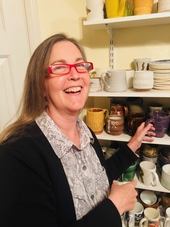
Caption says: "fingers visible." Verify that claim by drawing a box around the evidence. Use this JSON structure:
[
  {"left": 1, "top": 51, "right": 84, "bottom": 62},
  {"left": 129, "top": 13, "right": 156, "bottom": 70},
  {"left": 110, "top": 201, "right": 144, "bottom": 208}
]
[
  {"left": 130, "top": 179, "right": 137, "bottom": 187},
  {"left": 109, "top": 180, "right": 138, "bottom": 214}
]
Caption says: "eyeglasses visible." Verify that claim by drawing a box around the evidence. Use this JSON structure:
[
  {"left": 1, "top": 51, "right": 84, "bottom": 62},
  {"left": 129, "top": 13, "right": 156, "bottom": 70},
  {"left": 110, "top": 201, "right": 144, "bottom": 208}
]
[{"left": 47, "top": 62, "right": 94, "bottom": 77}]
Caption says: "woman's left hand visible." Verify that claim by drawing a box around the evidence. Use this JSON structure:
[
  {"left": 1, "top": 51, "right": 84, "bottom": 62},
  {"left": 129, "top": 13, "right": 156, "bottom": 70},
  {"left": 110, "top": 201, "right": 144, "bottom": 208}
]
[{"left": 127, "top": 122, "right": 155, "bottom": 153}]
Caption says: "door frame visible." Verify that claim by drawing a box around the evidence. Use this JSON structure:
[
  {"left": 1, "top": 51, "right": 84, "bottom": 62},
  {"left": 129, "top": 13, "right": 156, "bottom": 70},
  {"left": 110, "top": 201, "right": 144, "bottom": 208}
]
[{"left": 24, "top": 0, "right": 41, "bottom": 53}]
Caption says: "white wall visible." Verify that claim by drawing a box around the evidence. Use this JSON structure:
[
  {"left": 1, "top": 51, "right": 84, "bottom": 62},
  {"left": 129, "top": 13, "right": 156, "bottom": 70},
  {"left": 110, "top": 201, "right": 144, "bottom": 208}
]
[{"left": 37, "top": 0, "right": 170, "bottom": 69}]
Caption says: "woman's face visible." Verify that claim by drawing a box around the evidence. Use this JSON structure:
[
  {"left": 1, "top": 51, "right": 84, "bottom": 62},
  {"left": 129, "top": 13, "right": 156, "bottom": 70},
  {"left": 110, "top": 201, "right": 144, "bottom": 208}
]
[{"left": 44, "top": 41, "right": 90, "bottom": 116}]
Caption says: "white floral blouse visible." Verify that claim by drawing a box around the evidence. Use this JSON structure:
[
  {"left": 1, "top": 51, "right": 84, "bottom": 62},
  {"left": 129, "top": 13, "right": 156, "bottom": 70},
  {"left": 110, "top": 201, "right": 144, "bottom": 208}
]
[{"left": 36, "top": 111, "right": 110, "bottom": 220}]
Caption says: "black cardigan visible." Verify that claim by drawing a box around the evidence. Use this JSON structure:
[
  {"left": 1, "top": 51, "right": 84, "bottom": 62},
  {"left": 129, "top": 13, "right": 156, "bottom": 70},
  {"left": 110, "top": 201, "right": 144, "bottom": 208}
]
[{"left": 0, "top": 122, "right": 137, "bottom": 227}]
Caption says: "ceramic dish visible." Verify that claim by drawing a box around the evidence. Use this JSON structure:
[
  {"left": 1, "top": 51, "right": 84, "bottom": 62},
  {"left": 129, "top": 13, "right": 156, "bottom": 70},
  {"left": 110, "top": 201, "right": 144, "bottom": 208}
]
[
  {"left": 154, "top": 78, "right": 170, "bottom": 81},
  {"left": 149, "top": 68, "right": 170, "bottom": 73},
  {"left": 149, "top": 59, "right": 170, "bottom": 70},
  {"left": 154, "top": 77, "right": 170, "bottom": 80},
  {"left": 149, "top": 67, "right": 170, "bottom": 73},
  {"left": 154, "top": 74, "right": 170, "bottom": 78},
  {"left": 154, "top": 86, "right": 170, "bottom": 90}
]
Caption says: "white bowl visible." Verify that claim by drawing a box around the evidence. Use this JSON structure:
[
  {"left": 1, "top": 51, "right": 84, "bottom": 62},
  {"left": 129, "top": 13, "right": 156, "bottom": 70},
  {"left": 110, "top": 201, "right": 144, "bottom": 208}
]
[
  {"left": 140, "top": 190, "right": 157, "bottom": 205},
  {"left": 149, "top": 59, "right": 170, "bottom": 70}
]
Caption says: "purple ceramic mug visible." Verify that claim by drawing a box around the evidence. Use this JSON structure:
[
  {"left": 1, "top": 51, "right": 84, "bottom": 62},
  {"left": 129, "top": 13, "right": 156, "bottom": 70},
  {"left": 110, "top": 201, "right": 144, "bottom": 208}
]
[{"left": 145, "top": 111, "right": 170, "bottom": 138}]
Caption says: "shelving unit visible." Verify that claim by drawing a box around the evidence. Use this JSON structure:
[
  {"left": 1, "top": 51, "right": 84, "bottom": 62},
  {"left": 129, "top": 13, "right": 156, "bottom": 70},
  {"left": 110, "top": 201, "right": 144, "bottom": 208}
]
[
  {"left": 84, "top": 12, "right": 170, "bottom": 196},
  {"left": 89, "top": 89, "right": 170, "bottom": 98},
  {"left": 119, "top": 173, "right": 170, "bottom": 193},
  {"left": 96, "top": 130, "right": 170, "bottom": 146},
  {"left": 83, "top": 12, "right": 170, "bottom": 29}
]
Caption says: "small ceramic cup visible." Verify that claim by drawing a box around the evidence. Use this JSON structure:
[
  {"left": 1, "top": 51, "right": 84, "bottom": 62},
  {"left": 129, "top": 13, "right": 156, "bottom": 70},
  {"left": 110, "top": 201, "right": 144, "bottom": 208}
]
[
  {"left": 105, "top": 115, "right": 124, "bottom": 135},
  {"left": 161, "top": 164, "right": 170, "bottom": 190},
  {"left": 145, "top": 110, "right": 170, "bottom": 138},
  {"left": 141, "top": 144, "right": 160, "bottom": 164},
  {"left": 133, "top": 70, "right": 154, "bottom": 91},
  {"left": 139, "top": 190, "right": 159, "bottom": 209},
  {"left": 164, "top": 207, "right": 170, "bottom": 227},
  {"left": 86, "top": 108, "right": 109, "bottom": 134},
  {"left": 134, "top": 58, "right": 151, "bottom": 70},
  {"left": 161, "top": 193, "right": 170, "bottom": 216},
  {"left": 89, "top": 77, "right": 102, "bottom": 92},
  {"left": 125, "top": 111, "right": 145, "bottom": 136},
  {"left": 139, "top": 207, "right": 164, "bottom": 227},
  {"left": 120, "top": 160, "right": 138, "bottom": 182},
  {"left": 139, "top": 161, "right": 159, "bottom": 187},
  {"left": 127, "top": 201, "right": 144, "bottom": 227},
  {"left": 110, "top": 103, "right": 128, "bottom": 117},
  {"left": 127, "top": 97, "right": 143, "bottom": 113},
  {"left": 149, "top": 103, "right": 163, "bottom": 113}
]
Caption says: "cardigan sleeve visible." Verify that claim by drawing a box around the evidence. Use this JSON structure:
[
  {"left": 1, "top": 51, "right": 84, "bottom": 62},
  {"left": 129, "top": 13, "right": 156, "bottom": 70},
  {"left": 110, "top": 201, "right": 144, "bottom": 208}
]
[{"left": 90, "top": 129, "right": 138, "bottom": 184}]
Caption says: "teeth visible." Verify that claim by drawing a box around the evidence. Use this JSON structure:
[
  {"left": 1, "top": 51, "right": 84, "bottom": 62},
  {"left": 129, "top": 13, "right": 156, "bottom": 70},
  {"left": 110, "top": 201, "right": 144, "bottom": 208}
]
[{"left": 65, "top": 87, "right": 81, "bottom": 93}]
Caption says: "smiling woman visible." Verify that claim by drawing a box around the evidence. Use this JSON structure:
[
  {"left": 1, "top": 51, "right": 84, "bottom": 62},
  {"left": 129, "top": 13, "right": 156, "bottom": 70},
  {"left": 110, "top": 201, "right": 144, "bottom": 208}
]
[{"left": 0, "top": 33, "right": 155, "bottom": 227}]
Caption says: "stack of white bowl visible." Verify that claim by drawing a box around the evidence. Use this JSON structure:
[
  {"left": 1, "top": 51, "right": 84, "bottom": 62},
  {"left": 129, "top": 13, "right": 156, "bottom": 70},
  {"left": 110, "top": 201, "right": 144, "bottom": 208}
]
[{"left": 149, "top": 59, "right": 170, "bottom": 90}]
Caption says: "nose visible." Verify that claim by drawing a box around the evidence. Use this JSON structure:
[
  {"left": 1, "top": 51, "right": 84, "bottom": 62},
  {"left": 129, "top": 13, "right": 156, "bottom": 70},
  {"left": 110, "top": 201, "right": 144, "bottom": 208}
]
[{"left": 68, "top": 66, "right": 80, "bottom": 80}]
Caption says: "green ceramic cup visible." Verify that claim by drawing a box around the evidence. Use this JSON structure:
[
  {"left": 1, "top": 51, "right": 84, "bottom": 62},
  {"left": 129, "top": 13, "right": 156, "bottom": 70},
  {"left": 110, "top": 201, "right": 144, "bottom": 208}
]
[{"left": 121, "top": 160, "right": 138, "bottom": 182}]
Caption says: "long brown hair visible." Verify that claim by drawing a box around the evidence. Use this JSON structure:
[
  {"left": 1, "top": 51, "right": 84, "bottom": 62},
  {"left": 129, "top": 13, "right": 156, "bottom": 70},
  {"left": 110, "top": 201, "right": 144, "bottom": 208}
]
[{"left": 0, "top": 33, "right": 87, "bottom": 143}]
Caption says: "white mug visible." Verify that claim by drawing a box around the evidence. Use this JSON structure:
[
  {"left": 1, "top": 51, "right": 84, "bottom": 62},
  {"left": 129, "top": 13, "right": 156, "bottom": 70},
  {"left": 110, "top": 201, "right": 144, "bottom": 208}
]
[
  {"left": 86, "top": 0, "right": 104, "bottom": 21},
  {"left": 161, "top": 164, "right": 170, "bottom": 190},
  {"left": 89, "top": 77, "right": 102, "bottom": 92},
  {"left": 164, "top": 207, "right": 170, "bottom": 227},
  {"left": 133, "top": 70, "right": 154, "bottom": 91},
  {"left": 139, "top": 207, "right": 163, "bottom": 227},
  {"left": 158, "top": 0, "right": 170, "bottom": 12},
  {"left": 101, "top": 69, "right": 127, "bottom": 92},
  {"left": 139, "top": 161, "right": 159, "bottom": 186},
  {"left": 127, "top": 201, "right": 144, "bottom": 227}
]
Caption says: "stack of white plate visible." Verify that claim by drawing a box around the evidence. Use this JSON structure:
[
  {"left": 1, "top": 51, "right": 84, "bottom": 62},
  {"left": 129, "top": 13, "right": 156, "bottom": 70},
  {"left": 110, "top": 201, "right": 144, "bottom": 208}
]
[{"left": 149, "top": 59, "right": 170, "bottom": 90}]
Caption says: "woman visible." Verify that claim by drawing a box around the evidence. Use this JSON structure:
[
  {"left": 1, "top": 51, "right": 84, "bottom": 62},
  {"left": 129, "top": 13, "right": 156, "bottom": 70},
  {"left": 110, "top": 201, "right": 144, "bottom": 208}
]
[{"left": 0, "top": 33, "right": 155, "bottom": 227}]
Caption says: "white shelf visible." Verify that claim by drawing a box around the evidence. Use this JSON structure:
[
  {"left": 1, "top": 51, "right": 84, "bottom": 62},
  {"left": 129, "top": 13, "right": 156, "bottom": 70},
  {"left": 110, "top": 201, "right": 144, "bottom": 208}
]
[
  {"left": 89, "top": 89, "right": 170, "bottom": 98},
  {"left": 97, "top": 130, "right": 170, "bottom": 145},
  {"left": 83, "top": 12, "right": 170, "bottom": 29},
  {"left": 135, "top": 174, "right": 170, "bottom": 193},
  {"left": 119, "top": 173, "right": 170, "bottom": 193}
]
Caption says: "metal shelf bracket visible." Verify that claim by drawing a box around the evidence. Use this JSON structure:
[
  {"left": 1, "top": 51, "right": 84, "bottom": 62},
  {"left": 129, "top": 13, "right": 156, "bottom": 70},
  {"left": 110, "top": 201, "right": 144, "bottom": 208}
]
[{"left": 105, "top": 24, "right": 114, "bottom": 69}]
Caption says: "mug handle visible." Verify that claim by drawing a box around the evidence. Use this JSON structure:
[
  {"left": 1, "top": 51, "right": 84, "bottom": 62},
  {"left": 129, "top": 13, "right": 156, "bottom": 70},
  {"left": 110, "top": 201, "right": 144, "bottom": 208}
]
[
  {"left": 151, "top": 171, "right": 159, "bottom": 186},
  {"left": 128, "top": 214, "right": 134, "bottom": 227},
  {"left": 139, "top": 217, "right": 147, "bottom": 227},
  {"left": 101, "top": 72, "right": 110, "bottom": 90},
  {"left": 164, "top": 217, "right": 170, "bottom": 227},
  {"left": 123, "top": 106, "right": 128, "bottom": 117},
  {"left": 103, "top": 109, "right": 109, "bottom": 126}
]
